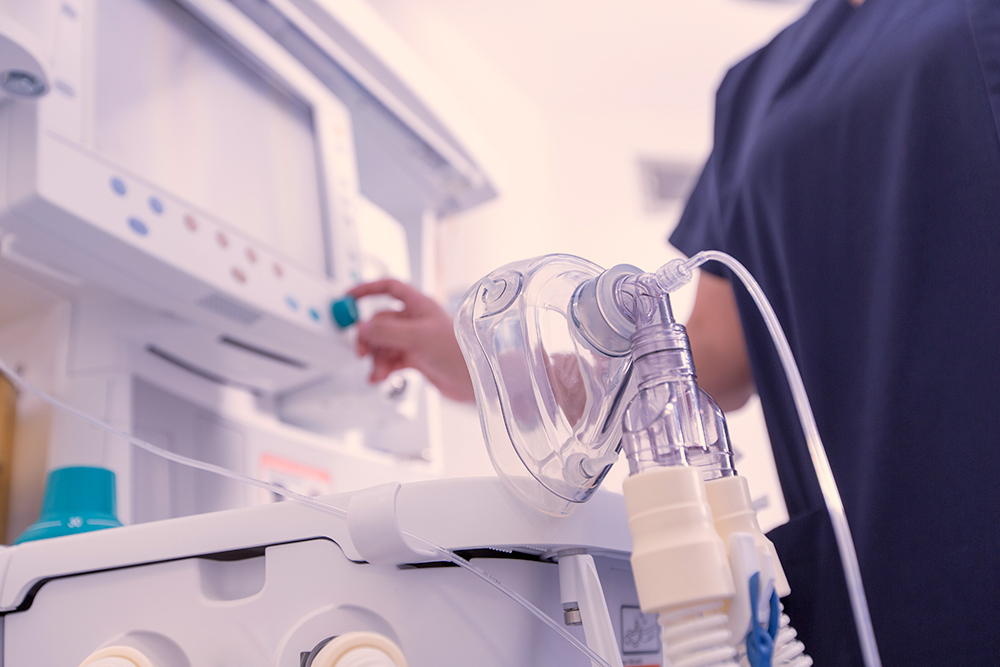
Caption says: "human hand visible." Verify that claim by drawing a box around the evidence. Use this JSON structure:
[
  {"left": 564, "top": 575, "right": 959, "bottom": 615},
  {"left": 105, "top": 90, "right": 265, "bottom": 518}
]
[
  {"left": 348, "top": 279, "right": 475, "bottom": 403},
  {"left": 543, "top": 351, "right": 586, "bottom": 427}
]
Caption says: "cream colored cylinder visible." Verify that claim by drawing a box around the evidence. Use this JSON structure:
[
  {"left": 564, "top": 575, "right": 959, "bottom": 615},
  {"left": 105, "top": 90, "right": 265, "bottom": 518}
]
[
  {"left": 331, "top": 647, "right": 401, "bottom": 667},
  {"left": 704, "top": 475, "right": 790, "bottom": 597},
  {"left": 311, "top": 632, "right": 407, "bottom": 667},
  {"left": 623, "top": 466, "right": 735, "bottom": 615},
  {"left": 79, "top": 647, "right": 151, "bottom": 667},
  {"left": 82, "top": 660, "right": 138, "bottom": 667}
]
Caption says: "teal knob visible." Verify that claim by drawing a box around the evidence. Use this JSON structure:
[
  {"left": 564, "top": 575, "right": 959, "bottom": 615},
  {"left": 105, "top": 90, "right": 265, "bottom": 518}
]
[
  {"left": 331, "top": 295, "right": 359, "bottom": 329},
  {"left": 15, "top": 466, "right": 123, "bottom": 544}
]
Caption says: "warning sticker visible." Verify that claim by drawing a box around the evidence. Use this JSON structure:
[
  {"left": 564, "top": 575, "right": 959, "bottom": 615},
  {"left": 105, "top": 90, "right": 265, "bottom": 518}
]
[{"left": 257, "top": 453, "right": 332, "bottom": 503}]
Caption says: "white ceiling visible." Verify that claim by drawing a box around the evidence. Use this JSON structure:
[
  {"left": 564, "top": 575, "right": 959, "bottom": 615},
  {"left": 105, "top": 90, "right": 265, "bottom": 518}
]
[
  {"left": 366, "top": 0, "right": 808, "bottom": 120},
  {"left": 361, "top": 0, "right": 813, "bottom": 288}
]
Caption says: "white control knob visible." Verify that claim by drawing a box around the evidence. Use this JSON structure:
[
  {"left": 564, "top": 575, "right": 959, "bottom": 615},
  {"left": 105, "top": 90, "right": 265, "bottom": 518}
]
[
  {"left": 309, "top": 632, "right": 406, "bottom": 667},
  {"left": 79, "top": 647, "right": 153, "bottom": 667}
]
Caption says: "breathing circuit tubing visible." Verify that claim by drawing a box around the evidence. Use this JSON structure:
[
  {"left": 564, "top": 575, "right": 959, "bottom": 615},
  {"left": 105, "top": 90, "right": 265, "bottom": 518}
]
[
  {"left": 655, "top": 250, "right": 882, "bottom": 667},
  {"left": 0, "top": 355, "right": 615, "bottom": 667}
]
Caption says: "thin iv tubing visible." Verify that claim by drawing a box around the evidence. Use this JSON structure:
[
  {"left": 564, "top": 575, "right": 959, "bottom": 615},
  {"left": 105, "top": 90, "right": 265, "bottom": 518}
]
[
  {"left": 0, "top": 356, "right": 613, "bottom": 667},
  {"left": 663, "top": 250, "right": 882, "bottom": 667}
]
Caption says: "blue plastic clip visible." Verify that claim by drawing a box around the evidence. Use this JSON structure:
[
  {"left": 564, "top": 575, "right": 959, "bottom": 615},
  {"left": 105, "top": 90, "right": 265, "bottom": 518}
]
[{"left": 746, "top": 572, "right": 780, "bottom": 667}]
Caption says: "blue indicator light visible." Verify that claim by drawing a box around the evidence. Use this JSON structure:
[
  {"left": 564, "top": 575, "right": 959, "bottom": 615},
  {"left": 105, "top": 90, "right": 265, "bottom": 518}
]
[
  {"left": 149, "top": 197, "right": 163, "bottom": 214},
  {"left": 308, "top": 308, "right": 320, "bottom": 321},
  {"left": 285, "top": 296, "right": 299, "bottom": 311},
  {"left": 127, "top": 218, "right": 149, "bottom": 236},
  {"left": 110, "top": 178, "right": 126, "bottom": 196}
]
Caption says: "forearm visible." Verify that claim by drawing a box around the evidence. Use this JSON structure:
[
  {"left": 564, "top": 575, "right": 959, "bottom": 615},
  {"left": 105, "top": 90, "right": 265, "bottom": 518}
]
[{"left": 685, "top": 271, "right": 755, "bottom": 412}]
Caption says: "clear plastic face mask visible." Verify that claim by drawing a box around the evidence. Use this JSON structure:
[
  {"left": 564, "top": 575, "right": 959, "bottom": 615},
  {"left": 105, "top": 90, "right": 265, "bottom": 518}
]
[{"left": 454, "top": 255, "right": 637, "bottom": 516}]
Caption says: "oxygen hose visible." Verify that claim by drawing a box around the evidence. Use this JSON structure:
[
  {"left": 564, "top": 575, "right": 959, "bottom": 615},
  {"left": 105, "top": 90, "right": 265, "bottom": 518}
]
[
  {"left": 654, "top": 250, "right": 882, "bottom": 667},
  {"left": 0, "top": 355, "right": 614, "bottom": 667}
]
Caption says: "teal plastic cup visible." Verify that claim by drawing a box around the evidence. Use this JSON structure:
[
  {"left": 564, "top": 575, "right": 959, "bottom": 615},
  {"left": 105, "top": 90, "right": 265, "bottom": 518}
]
[{"left": 15, "top": 466, "right": 123, "bottom": 544}]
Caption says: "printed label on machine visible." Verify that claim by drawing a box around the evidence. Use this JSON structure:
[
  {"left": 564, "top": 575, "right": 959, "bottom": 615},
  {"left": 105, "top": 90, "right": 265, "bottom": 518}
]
[
  {"left": 621, "top": 605, "right": 662, "bottom": 666},
  {"left": 257, "top": 453, "right": 332, "bottom": 502}
]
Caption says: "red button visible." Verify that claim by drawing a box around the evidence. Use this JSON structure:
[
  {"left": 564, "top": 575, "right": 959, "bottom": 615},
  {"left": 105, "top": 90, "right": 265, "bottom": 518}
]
[
  {"left": 273, "top": 263, "right": 284, "bottom": 277},
  {"left": 217, "top": 232, "right": 229, "bottom": 248},
  {"left": 246, "top": 248, "right": 257, "bottom": 263},
  {"left": 232, "top": 267, "right": 246, "bottom": 283},
  {"left": 184, "top": 215, "right": 198, "bottom": 231}
]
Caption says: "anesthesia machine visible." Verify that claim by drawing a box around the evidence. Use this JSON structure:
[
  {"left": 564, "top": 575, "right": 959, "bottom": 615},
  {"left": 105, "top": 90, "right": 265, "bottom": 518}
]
[
  {"left": 0, "top": 0, "right": 497, "bottom": 521},
  {"left": 0, "top": 0, "right": 881, "bottom": 665},
  {"left": 0, "top": 0, "right": 650, "bottom": 665}
]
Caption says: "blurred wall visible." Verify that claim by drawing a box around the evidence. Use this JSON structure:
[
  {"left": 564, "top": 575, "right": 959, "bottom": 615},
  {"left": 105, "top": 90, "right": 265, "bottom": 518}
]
[{"left": 366, "top": 0, "right": 808, "bottom": 529}]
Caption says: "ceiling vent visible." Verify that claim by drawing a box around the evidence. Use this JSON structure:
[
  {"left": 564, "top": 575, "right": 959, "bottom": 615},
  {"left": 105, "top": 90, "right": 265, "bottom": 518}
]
[{"left": 638, "top": 159, "right": 700, "bottom": 212}]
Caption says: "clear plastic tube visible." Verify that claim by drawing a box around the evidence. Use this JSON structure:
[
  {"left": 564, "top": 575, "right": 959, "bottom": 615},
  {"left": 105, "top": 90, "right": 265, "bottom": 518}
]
[
  {"left": 656, "top": 250, "right": 882, "bottom": 667},
  {"left": 0, "top": 356, "right": 613, "bottom": 667}
]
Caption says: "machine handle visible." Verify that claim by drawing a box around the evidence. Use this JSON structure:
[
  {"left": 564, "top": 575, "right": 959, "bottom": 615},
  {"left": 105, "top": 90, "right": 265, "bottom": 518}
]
[{"left": 558, "top": 552, "right": 624, "bottom": 667}]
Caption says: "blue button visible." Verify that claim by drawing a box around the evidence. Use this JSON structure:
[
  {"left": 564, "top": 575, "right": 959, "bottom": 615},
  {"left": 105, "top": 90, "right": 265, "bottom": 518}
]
[
  {"left": 127, "top": 218, "right": 148, "bottom": 236},
  {"left": 285, "top": 296, "right": 299, "bottom": 311},
  {"left": 149, "top": 197, "right": 163, "bottom": 214},
  {"left": 110, "top": 178, "right": 126, "bottom": 196},
  {"left": 308, "top": 308, "right": 320, "bottom": 321}
]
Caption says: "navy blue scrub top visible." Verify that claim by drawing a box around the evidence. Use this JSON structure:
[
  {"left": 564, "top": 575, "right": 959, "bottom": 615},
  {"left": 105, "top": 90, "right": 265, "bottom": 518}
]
[{"left": 670, "top": 0, "right": 1000, "bottom": 664}]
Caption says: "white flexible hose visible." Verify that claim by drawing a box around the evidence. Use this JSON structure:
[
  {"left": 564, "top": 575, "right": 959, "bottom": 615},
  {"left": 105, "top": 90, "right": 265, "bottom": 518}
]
[
  {"left": 773, "top": 613, "right": 813, "bottom": 667},
  {"left": 0, "top": 356, "right": 612, "bottom": 667},
  {"left": 658, "top": 251, "right": 881, "bottom": 667},
  {"left": 659, "top": 603, "right": 739, "bottom": 667},
  {"left": 735, "top": 612, "right": 812, "bottom": 667}
]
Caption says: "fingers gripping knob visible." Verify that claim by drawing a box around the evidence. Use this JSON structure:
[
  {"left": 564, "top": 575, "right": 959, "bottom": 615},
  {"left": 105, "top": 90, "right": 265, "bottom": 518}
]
[{"left": 331, "top": 296, "right": 359, "bottom": 328}]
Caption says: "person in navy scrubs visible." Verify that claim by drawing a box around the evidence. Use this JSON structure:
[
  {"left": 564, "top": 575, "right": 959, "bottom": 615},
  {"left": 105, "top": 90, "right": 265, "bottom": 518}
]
[
  {"left": 672, "top": 0, "right": 1000, "bottom": 663},
  {"left": 352, "top": 0, "right": 1000, "bottom": 663}
]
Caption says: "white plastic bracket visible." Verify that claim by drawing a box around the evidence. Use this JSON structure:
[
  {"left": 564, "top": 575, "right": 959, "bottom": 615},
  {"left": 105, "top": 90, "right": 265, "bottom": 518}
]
[
  {"left": 347, "top": 482, "right": 435, "bottom": 566},
  {"left": 0, "top": 233, "right": 82, "bottom": 285},
  {"left": 725, "top": 532, "right": 776, "bottom": 642},
  {"left": 558, "top": 551, "right": 624, "bottom": 667}
]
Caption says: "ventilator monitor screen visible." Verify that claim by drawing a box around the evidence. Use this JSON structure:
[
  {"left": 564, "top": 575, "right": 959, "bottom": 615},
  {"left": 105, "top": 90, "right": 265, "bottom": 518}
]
[{"left": 91, "top": 0, "right": 328, "bottom": 278}]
